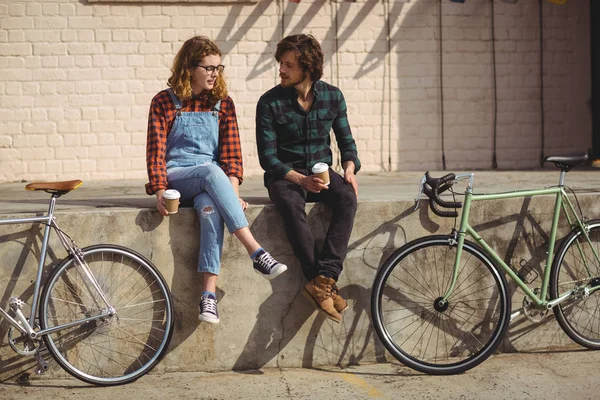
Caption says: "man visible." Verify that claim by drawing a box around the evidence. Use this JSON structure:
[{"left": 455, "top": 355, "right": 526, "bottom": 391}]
[{"left": 256, "top": 34, "right": 360, "bottom": 323}]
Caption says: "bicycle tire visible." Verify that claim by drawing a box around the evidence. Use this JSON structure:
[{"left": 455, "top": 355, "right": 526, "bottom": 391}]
[
  {"left": 371, "top": 235, "right": 511, "bottom": 375},
  {"left": 39, "top": 244, "right": 174, "bottom": 385},
  {"left": 550, "top": 219, "right": 600, "bottom": 349}
]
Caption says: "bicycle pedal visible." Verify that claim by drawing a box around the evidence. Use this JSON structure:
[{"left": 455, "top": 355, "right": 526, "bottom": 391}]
[{"left": 16, "top": 373, "right": 30, "bottom": 385}]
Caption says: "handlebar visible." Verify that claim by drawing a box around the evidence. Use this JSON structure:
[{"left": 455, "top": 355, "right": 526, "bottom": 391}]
[{"left": 415, "top": 171, "right": 462, "bottom": 218}]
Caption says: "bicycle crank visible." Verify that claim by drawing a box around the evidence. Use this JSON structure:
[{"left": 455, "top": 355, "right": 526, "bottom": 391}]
[{"left": 7, "top": 324, "right": 41, "bottom": 356}]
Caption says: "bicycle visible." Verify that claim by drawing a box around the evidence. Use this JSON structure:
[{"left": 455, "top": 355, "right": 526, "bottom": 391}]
[
  {"left": 0, "top": 180, "right": 174, "bottom": 385},
  {"left": 370, "top": 153, "right": 600, "bottom": 375}
]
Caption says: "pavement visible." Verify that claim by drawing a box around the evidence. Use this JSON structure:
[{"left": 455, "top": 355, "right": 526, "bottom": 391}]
[
  {"left": 0, "top": 168, "right": 599, "bottom": 215},
  {"left": 0, "top": 351, "right": 598, "bottom": 400}
]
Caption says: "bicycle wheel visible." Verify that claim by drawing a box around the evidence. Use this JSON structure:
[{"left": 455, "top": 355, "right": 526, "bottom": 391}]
[
  {"left": 371, "top": 235, "right": 511, "bottom": 375},
  {"left": 40, "top": 245, "right": 174, "bottom": 385},
  {"left": 550, "top": 219, "right": 600, "bottom": 349}
]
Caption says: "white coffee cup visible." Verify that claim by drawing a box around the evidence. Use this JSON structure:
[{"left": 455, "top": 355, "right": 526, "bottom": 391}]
[
  {"left": 311, "top": 162, "right": 330, "bottom": 186},
  {"left": 163, "top": 189, "right": 181, "bottom": 214}
]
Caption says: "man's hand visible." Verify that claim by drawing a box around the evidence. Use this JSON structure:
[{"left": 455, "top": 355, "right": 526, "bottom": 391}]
[
  {"left": 343, "top": 161, "right": 358, "bottom": 197},
  {"left": 300, "top": 175, "right": 329, "bottom": 194},
  {"left": 155, "top": 189, "right": 170, "bottom": 216}
]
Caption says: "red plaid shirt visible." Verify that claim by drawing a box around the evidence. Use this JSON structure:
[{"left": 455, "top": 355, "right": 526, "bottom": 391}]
[{"left": 145, "top": 89, "right": 244, "bottom": 195}]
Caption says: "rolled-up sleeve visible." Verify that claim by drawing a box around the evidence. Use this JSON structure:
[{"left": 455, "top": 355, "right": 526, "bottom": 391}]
[
  {"left": 255, "top": 98, "right": 293, "bottom": 180},
  {"left": 145, "top": 95, "right": 168, "bottom": 195},
  {"left": 332, "top": 94, "right": 361, "bottom": 173},
  {"left": 218, "top": 97, "right": 244, "bottom": 184}
]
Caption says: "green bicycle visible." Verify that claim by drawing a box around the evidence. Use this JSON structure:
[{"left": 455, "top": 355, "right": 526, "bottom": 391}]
[{"left": 371, "top": 153, "right": 600, "bottom": 375}]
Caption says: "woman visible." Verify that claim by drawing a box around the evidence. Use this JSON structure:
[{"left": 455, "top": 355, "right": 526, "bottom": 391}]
[{"left": 145, "top": 36, "right": 287, "bottom": 324}]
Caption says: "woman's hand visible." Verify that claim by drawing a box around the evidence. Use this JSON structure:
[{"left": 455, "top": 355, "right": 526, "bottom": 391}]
[
  {"left": 155, "top": 190, "right": 169, "bottom": 216},
  {"left": 238, "top": 197, "right": 248, "bottom": 211}
]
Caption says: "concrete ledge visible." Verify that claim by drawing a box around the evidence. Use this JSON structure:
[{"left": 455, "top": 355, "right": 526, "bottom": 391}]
[{"left": 1, "top": 172, "right": 599, "bottom": 381}]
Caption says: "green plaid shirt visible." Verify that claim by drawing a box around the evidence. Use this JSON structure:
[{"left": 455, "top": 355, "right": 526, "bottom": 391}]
[{"left": 256, "top": 80, "right": 360, "bottom": 188}]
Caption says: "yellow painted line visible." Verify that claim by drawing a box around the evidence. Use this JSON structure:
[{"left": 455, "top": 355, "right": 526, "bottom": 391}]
[{"left": 338, "top": 372, "right": 384, "bottom": 398}]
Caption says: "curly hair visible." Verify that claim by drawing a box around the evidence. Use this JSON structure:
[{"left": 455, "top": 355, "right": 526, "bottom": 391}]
[
  {"left": 168, "top": 36, "right": 227, "bottom": 104},
  {"left": 275, "top": 34, "right": 324, "bottom": 82}
]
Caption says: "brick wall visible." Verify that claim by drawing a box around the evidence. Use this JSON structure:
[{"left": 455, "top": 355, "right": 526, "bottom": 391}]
[{"left": 0, "top": 0, "right": 591, "bottom": 183}]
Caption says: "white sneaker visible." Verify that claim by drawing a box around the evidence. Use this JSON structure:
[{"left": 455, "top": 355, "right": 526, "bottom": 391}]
[
  {"left": 198, "top": 294, "right": 219, "bottom": 324},
  {"left": 253, "top": 250, "right": 287, "bottom": 280}
]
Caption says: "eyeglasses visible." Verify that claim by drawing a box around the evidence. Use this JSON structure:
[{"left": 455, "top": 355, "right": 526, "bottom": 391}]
[{"left": 196, "top": 64, "right": 225, "bottom": 73}]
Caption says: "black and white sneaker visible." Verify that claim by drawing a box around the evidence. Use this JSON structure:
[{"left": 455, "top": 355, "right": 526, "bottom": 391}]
[
  {"left": 198, "top": 294, "right": 219, "bottom": 324},
  {"left": 253, "top": 250, "right": 287, "bottom": 280}
]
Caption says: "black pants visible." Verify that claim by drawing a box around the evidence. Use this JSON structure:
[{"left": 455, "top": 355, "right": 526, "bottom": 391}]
[{"left": 268, "top": 169, "right": 357, "bottom": 281}]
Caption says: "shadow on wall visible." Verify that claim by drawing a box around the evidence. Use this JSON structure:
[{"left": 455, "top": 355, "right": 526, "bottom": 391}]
[
  {"left": 0, "top": 196, "right": 578, "bottom": 382},
  {"left": 232, "top": 204, "right": 396, "bottom": 371},
  {"left": 214, "top": 0, "right": 390, "bottom": 81}
]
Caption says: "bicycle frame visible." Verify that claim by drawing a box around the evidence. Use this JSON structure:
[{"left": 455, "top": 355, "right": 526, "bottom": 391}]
[
  {"left": 442, "top": 171, "right": 600, "bottom": 309},
  {"left": 0, "top": 195, "right": 113, "bottom": 339}
]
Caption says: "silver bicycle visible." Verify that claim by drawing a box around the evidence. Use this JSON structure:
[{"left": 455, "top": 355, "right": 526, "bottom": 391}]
[{"left": 0, "top": 180, "right": 174, "bottom": 385}]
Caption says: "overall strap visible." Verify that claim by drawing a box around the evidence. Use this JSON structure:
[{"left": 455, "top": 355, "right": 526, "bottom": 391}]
[
  {"left": 212, "top": 99, "right": 222, "bottom": 112},
  {"left": 166, "top": 88, "right": 182, "bottom": 110}
]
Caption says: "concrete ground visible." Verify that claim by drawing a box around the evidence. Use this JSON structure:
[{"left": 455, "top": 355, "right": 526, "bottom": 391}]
[{"left": 0, "top": 351, "right": 597, "bottom": 400}]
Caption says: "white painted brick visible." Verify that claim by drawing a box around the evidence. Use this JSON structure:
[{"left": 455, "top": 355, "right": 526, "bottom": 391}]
[
  {"left": 138, "top": 16, "right": 170, "bottom": 29},
  {"left": 0, "top": 43, "right": 31, "bottom": 56},
  {"left": 93, "top": 29, "right": 110, "bottom": 42},
  {"left": 97, "top": 133, "right": 116, "bottom": 145},
  {"left": 110, "top": 29, "right": 128, "bottom": 42},
  {"left": 61, "top": 159, "right": 81, "bottom": 172},
  {"left": 8, "top": 4, "right": 25, "bottom": 17},
  {"left": 68, "top": 68, "right": 101, "bottom": 81},
  {"left": 32, "top": 43, "right": 66, "bottom": 56},
  {"left": 144, "top": 30, "right": 161, "bottom": 42},
  {"left": 67, "top": 16, "right": 100, "bottom": 30},
  {"left": 105, "top": 42, "right": 138, "bottom": 54},
  {"left": 77, "top": 30, "right": 95, "bottom": 42},
  {"left": 22, "top": 147, "right": 52, "bottom": 160},
  {"left": 8, "top": 30, "right": 25, "bottom": 42},
  {"left": 0, "top": 17, "right": 33, "bottom": 30},
  {"left": 57, "top": 121, "right": 89, "bottom": 134},
  {"left": 41, "top": 3, "right": 59, "bottom": 16},
  {"left": 126, "top": 30, "right": 143, "bottom": 42},
  {"left": 68, "top": 43, "right": 103, "bottom": 55},
  {"left": 0, "top": 67, "right": 29, "bottom": 83},
  {"left": 34, "top": 17, "right": 67, "bottom": 30},
  {"left": 61, "top": 30, "right": 77, "bottom": 42},
  {"left": 69, "top": 94, "right": 102, "bottom": 107},
  {"left": 101, "top": 16, "right": 137, "bottom": 29}
]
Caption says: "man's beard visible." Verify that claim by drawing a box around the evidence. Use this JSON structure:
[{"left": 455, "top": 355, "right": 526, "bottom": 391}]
[{"left": 280, "top": 71, "right": 308, "bottom": 88}]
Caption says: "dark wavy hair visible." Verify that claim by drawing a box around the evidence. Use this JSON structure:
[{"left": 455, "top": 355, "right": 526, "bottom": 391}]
[
  {"left": 167, "top": 36, "right": 227, "bottom": 104},
  {"left": 275, "top": 34, "right": 324, "bottom": 82}
]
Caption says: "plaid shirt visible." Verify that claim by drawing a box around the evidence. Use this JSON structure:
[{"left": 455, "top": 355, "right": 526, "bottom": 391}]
[
  {"left": 145, "top": 89, "right": 243, "bottom": 195},
  {"left": 256, "top": 80, "right": 360, "bottom": 187}
]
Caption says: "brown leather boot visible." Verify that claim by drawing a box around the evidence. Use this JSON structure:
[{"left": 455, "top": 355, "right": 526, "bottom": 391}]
[
  {"left": 331, "top": 285, "right": 348, "bottom": 313},
  {"left": 303, "top": 275, "right": 342, "bottom": 323}
]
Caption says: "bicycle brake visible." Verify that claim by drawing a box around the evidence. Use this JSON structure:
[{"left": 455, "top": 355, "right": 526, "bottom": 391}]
[{"left": 414, "top": 174, "right": 427, "bottom": 211}]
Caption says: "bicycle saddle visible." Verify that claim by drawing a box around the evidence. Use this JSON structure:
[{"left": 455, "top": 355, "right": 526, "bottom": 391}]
[
  {"left": 543, "top": 152, "right": 588, "bottom": 172},
  {"left": 26, "top": 180, "right": 83, "bottom": 194}
]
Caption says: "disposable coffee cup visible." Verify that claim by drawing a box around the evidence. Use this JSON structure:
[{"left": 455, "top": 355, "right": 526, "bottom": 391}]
[
  {"left": 163, "top": 189, "right": 181, "bottom": 214},
  {"left": 311, "top": 162, "right": 330, "bottom": 186}
]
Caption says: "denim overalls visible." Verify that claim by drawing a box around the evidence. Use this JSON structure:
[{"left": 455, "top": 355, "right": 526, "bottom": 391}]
[{"left": 165, "top": 88, "right": 248, "bottom": 275}]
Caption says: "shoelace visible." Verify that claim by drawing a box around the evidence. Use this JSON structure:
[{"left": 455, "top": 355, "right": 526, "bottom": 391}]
[
  {"left": 201, "top": 297, "right": 217, "bottom": 315},
  {"left": 256, "top": 252, "right": 277, "bottom": 271}
]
